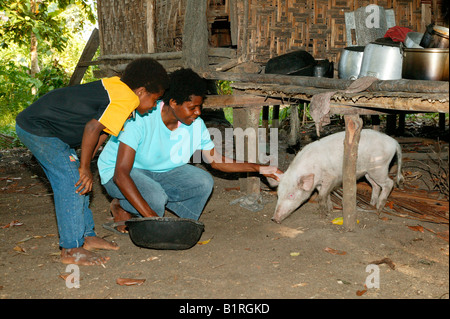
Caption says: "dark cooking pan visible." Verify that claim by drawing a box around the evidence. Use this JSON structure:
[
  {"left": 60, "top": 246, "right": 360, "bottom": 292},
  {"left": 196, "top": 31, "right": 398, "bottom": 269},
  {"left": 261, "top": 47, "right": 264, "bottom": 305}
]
[
  {"left": 125, "top": 217, "right": 205, "bottom": 250},
  {"left": 265, "top": 50, "right": 316, "bottom": 76}
]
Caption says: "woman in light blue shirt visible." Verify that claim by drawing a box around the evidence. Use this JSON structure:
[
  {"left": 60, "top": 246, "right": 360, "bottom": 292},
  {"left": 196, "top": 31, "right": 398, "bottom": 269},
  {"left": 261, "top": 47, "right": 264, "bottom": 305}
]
[{"left": 98, "top": 69, "right": 282, "bottom": 233}]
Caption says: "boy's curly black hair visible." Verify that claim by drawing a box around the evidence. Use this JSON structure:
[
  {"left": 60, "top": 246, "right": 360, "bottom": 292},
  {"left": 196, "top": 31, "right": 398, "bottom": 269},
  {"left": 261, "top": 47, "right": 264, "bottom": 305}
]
[
  {"left": 121, "top": 58, "right": 169, "bottom": 93},
  {"left": 162, "top": 68, "right": 207, "bottom": 105}
]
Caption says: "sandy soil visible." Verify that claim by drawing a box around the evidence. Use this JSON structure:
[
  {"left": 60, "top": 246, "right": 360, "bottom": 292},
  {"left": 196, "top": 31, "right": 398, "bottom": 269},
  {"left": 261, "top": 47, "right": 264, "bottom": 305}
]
[{"left": 0, "top": 123, "right": 448, "bottom": 304}]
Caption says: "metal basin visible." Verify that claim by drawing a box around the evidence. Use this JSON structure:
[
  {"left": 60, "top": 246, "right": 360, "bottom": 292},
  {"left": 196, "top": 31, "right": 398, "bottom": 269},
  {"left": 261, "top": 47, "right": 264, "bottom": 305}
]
[{"left": 125, "top": 217, "right": 205, "bottom": 250}]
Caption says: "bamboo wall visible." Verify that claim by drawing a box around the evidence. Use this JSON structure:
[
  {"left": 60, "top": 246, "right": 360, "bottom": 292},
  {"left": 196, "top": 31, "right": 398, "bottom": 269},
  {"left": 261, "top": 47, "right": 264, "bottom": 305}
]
[
  {"left": 97, "top": 0, "right": 447, "bottom": 65},
  {"left": 236, "top": 0, "right": 447, "bottom": 64},
  {"left": 97, "top": 0, "right": 148, "bottom": 55}
]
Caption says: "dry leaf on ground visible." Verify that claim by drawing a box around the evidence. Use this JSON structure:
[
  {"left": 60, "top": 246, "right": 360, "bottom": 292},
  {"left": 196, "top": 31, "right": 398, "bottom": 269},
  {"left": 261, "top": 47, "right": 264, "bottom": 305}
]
[
  {"left": 324, "top": 247, "right": 346, "bottom": 255},
  {"left": 116, "top": 278, "right": 146, "bottom": 286}
]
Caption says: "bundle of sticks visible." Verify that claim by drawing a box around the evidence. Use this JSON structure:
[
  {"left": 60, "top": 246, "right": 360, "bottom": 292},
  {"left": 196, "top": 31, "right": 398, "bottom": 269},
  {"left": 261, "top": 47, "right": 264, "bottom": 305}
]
[{"left": 331, "top": 182, "right": 449, "bottom": 224}]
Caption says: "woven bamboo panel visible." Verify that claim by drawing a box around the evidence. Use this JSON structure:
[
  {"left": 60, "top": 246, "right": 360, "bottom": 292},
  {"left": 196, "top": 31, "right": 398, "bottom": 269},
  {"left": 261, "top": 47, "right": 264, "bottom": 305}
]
[
  {"left": 154, "top": 0, "right": 186, "bottom": 52},
  {"left": 97, "top": 0, "right": 446, "bottom": 67},
  {"left": 97, "top": 0, "right": 148, "bottom": 55},
  {"left": 236, "top": 0, "right": 433, "bottom": 65}
]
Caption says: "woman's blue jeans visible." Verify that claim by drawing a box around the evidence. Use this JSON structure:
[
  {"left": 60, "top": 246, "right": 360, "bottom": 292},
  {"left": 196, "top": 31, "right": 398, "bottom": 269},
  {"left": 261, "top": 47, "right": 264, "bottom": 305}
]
[
  {"left": 15, "top": 124, "right": 95, "bottom": 249},
  {"left": 103, "top": 165, "right": 214, "bottom": 221}
]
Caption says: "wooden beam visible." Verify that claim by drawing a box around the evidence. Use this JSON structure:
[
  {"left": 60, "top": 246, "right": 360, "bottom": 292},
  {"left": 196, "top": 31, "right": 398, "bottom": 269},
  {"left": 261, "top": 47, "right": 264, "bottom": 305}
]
[
  {"left": 98, "top": 48, "right": 236, "bottom": 61},
  {"left": 69, "top": 28, "right": 100, "bottom": 86},
  {"left": 203, "top": 94, "right": 282, "bottom": 109},
  {"left": 201, "top": 70, "right": 449, "bottom": 94}
]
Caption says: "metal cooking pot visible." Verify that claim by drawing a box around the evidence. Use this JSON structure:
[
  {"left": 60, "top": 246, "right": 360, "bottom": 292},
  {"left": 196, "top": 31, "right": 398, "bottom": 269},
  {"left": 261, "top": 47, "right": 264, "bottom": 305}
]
[
  {"left": 338, "top": 46, "right": 365, "bottom": 80},
  {"left": 402, "top": 48, "right": 449, "bottom": 81},
  {"left": 427, "top": 25, "right": 449, "bottom": 49},
  {"left": 125, "top": 217, "right": 205, "bottom": 250},
  {"left": 358, "top": 42, "right": 403, "bottom": 80},
  {"left": 313, "top": 59, "right": 334, "bottom": 78}
]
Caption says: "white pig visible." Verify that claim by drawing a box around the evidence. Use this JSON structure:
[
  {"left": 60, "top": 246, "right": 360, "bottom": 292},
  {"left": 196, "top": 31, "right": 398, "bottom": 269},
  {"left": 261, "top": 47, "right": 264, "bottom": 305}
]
[{"left": 272, "top": 129, "right": 403, "bottom": 223}]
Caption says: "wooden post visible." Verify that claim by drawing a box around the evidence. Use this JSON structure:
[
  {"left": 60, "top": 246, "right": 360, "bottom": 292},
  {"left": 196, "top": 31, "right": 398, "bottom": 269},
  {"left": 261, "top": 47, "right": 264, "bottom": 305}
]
[
  {"left": 288, "top": 104, "right": 299, "bottom": 147},
  {"left": 272, "top": 105, "right": 280, "bottom": 129},
  {"left": 262, "top": 106, "right": 269, "bottom": 142},
  {"left": 342, "top": 115, "right": 363, "bottom": 231},
  {"left": 182, "top": 0, "right": 209, "bottom": 71},
  {"left": 233, "top": 107, "right": 261, "bottom": 194},
  {"left": 146, "top": 0, "right": 156, "bottom": 53}
]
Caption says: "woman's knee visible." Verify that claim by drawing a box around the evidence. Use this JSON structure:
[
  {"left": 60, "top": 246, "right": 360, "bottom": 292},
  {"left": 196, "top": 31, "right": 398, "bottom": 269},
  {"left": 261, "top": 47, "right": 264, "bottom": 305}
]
[{"left": 195, "top": 170, "right": 214, "bottom": 194}]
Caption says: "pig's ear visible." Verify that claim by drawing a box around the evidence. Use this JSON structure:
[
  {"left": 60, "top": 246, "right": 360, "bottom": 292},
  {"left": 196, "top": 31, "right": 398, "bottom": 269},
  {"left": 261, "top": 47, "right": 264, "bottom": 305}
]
[{"left": 298, "top": 174, "right": 314, "bottom": 191}]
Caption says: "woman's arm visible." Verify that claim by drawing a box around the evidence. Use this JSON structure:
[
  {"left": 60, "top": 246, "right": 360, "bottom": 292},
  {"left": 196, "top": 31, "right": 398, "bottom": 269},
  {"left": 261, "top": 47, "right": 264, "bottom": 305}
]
[
  {"left": 76, "top": 119, "right": 106, "bottom": 195},
  {"left": 113, "top": 142, "right": 158, "bottom": 218},
  {"left": 201, "top": 148, "right": 283, "bottom": 180}
]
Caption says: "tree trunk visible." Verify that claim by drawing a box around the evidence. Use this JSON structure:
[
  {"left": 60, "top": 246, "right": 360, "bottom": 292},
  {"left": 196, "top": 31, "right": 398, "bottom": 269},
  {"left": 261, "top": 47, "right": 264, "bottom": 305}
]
[
  {"left": 30, "top": 0, "right": 39, "bottom": 95},
  {"left": 30, "top": 31, "right": 40, "bottom": 77}
]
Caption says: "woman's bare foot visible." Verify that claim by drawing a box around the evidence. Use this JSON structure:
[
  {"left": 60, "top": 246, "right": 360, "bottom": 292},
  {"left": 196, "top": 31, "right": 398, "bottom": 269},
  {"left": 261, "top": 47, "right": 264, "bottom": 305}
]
[
  {"left": 61, "top": 247, "right": 109, "bottom": 266},
  {"left": 110, "top": 198, "right": 132, "bottom": 233},
  {"left": 83, "top": 236, "right": 119, "bottom": 251}
]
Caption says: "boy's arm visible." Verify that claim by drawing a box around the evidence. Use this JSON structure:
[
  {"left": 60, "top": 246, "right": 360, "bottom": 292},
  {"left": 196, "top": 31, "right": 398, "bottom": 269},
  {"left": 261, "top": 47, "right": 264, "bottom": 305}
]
[
  {"left": 113, "top": 142, "right": 158, "bottom": 218},
  {"left": 201, "top": 148, "right": 283, "bottom": 180},
  {"left": 76, "top": 119, "right": 106, "bottom": 195}
]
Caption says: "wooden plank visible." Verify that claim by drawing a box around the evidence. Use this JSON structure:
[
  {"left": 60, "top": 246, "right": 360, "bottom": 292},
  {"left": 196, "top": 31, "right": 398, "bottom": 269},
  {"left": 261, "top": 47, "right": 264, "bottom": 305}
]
[
  {"left": 231, "top": 83, "right": 449, "bottom": 113},
  {"left": 203, "top": 94, "right": 282, "bottom": 109},
  {"left": 201, "top": 71, "right": 449, "bottom": 94},
  {"left": 69, "top": 28, "right": 100, "bottom": 86}
]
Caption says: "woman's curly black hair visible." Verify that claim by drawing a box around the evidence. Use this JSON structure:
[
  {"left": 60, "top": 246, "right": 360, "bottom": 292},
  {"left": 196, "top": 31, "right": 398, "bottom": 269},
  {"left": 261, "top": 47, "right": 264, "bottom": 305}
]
[
  {"left": 121, "top": 58, "right": 169, "bottom": 93},
  {"left": 162, "top": 68, "right": 207, "bottom": 105}
]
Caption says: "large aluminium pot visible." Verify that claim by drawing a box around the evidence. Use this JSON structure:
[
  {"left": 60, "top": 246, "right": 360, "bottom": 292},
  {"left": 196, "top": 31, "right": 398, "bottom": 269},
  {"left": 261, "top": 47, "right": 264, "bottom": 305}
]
[
  {"left": 402, "top": 48, "right": 449, "bottom": 81},
  {"left": 358, "top": 42, "right": 403, "bottom": 80},
  {"left": 338, "top": 46, "right": 365, "bottom": 80}
]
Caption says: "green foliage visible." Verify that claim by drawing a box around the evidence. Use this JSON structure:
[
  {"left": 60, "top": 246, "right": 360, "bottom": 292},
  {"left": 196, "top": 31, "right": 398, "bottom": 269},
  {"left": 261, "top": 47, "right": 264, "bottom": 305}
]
[
  {"left": 0, "top": 0, "right": 96, "bottom": 52},
  {"left": 0, "top": 61, "right": 39, "bottom": 127},
  {"left": 216, "top": 80, "right": 233, "bottom": 95},
  {"left": 0, "top": 0, "right": 98, "bottom": 149}
]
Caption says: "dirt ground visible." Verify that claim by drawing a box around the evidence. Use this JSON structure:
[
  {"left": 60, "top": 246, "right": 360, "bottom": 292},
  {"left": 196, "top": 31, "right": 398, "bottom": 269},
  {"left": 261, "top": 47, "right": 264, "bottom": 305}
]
[{"left": 0, "top": 120, "right": 448, "bottom": 302}]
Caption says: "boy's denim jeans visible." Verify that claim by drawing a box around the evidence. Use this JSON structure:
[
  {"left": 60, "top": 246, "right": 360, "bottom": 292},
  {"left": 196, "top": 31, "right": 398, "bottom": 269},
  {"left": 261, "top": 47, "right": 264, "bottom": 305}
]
[
  {"left": 16, "top": 124, "right": 96, "bottom": 249},
  {"left": 103, "top": 165, "right": 214, "bottom": 221}
]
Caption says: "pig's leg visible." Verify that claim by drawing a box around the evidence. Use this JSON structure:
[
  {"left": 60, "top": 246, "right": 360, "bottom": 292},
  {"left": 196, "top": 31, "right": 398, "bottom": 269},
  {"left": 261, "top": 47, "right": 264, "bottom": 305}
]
[
  {"left": 376, "top": 178, "right": 394, "bottom": 213},
  {"left": 367, "top": 164, "right": 395, "bottom": 213},
  {"left": 317, "top": 194, "right": 330, "bottom": 218},
  {"left": 316, "top": 179, "right": 336, "bottom": 218},
  {"left": 365, "top": 174, "right": 381, "bottom": 207}
]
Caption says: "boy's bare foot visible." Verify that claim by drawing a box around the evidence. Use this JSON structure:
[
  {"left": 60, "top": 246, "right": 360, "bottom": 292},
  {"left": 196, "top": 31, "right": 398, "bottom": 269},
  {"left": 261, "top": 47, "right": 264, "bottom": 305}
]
[
  {"left": 110, "top": 198, "right": 132, "bottom": 233},
  {"left": 61, "top": 247, "right": 110, "bottom": 266},
  {"left": 83, "top": 236, "right": 119, "bottom": 251}
]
